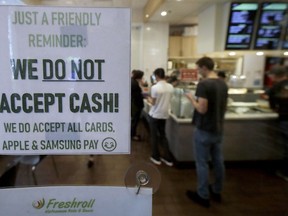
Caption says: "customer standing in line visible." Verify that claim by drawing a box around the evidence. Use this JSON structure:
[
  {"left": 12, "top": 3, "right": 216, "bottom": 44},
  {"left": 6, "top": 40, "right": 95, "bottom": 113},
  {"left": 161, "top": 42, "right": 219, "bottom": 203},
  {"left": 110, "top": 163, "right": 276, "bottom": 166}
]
[
  {"left": 131, "top": 70, "right": 145, "bottom": 141},
  {"left": 267, "top": 65, "right": 288, "bottom": 181},
  {"left": 147, "top": 68, "right": 174, "bottom": 166},
  {"left": 185, "top": 57, "right": 228, "bottom": 208}
]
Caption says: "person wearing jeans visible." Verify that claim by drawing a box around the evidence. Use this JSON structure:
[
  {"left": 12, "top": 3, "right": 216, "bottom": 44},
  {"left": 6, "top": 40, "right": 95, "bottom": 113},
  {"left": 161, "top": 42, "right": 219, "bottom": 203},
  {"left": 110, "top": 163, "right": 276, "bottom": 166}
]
[
  {"left": 193, "top": 128, "right": 225, "bottom": 199},
  {"left": 185, "top": 57, "right": 228, "bottom": 208}
]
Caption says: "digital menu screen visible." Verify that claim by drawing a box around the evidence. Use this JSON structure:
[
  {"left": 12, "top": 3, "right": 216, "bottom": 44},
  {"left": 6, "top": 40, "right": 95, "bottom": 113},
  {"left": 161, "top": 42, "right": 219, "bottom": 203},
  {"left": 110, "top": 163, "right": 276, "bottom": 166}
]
[
  {"left": 254, "top": 3, "right": 287, "bottom": 50},
  {"left": 225, "top": 2, "right": 258, "bottom": 50}
]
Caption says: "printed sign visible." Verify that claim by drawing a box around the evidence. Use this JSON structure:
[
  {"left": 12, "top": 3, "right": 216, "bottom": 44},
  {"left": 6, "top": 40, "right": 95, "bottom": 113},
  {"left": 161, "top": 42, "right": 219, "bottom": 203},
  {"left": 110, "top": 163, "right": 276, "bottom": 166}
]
[
  {"left": 0, "top": 186, "right": 152, "bottom": 216},
  {"left": 0, "top": 6, "right": 131, "bottom": 154},
  {"left": 180, "top": 68, "right": 198, "bottom": 82}
]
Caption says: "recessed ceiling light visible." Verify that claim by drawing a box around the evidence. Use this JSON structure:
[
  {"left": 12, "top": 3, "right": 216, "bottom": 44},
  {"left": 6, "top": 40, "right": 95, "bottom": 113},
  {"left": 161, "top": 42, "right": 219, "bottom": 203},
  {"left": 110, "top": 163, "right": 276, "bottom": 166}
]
[
  {"left": 284, "top": 52, "right": 288, "bottom": 56},
  {"left": 161, "top": 11, "right": 167, "bottom": 16},
  {"left": 229, "top": 52, "right": 236, "bottom": 56},
  {"left": 256, "top": 52, "right": 264, "bottom": 56},
  {"left": 145, "top": 14, "right": 149, "bottom": 18}
]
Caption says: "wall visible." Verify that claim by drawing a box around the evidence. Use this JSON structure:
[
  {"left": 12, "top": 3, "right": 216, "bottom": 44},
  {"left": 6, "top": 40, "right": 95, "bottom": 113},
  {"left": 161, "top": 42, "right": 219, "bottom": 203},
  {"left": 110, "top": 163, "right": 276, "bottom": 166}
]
[
  {"left": 132, "top": 22, "right": 169, "bottom": 81},
  {"left": 142, "top": 22, "right": 169, "bottom": 79},
  {"left": 242, "top": 54, "right": 265, "bottom": 88},
  {"left": 197, "top": 2, "right": 230, "bottom": 54},
  {"left": 131, "top": 22, "right": 169, "bottom": 81},
  {"left": 131, "top": 25, "right": 143, "bottom": 72},
  {"left": 197, "top": 4, "right": 217, "bottom": 54},
  {"left": 215, "top": 2, "right": 230, "bottom": 52}
]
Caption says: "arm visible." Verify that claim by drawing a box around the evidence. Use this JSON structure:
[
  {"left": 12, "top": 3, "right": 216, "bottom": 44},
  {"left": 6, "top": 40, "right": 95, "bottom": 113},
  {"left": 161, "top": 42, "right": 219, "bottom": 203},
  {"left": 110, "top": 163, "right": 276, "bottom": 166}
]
[
  {"left": 185, "top": 93, "right": 208, "bottom": 114},
  {"left": 147, "top": 96, "right": 156, "bottom": 106}
]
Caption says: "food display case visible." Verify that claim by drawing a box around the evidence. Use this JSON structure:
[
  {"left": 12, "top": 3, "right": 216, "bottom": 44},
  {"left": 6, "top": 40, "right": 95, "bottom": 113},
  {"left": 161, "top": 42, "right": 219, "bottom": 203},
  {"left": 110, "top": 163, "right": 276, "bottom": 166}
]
[
  {"left": 170, "top": 88, "right": 195, "bottom": 119},
  {"left": 163, "top": 88, "right": 281, "bottom": 163}
]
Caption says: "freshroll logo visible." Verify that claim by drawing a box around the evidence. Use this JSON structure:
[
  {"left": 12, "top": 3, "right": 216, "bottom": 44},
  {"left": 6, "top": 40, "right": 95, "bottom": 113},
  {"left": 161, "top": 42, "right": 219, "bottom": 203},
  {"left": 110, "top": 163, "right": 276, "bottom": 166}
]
[{"left": 32, "top": 198, "right": 45, "bottom": 209}]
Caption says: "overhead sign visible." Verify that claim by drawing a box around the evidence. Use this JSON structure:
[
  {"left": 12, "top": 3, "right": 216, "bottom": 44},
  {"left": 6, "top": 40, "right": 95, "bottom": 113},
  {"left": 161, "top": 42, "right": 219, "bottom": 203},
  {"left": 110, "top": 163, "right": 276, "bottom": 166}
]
[
  {"left": 0, "top": 6, "right": 131, "bottom": 154},
  {"left": 0, "top": 186, "right": 152, "bottom": 216}
]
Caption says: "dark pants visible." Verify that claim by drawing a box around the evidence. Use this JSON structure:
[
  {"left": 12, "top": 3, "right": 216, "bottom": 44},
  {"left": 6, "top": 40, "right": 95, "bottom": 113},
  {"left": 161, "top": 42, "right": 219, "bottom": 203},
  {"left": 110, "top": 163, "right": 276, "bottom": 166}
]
[
  {"left": 131, "top": 108, "right": 142, "bottom": 137},
  {"left": 149, "top": 116, "right": 172, "bottom": 161}
]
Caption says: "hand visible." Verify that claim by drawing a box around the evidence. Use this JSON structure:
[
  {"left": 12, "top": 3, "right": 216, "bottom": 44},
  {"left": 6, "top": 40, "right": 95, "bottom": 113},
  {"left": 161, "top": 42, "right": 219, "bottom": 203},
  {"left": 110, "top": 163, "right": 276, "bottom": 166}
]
[
  {"left": 146, "top": 96, "right": 152, "bottom": 104},
  {"left": 184, "top": 92, "right": 193, "bottom": 100}
]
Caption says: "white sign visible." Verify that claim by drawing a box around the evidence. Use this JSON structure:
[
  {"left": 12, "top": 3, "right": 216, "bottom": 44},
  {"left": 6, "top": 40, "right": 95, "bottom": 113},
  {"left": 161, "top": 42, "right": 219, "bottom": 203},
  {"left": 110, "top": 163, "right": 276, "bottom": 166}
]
[
  {"left": 0, "top": 6, "right": 131, "bottom": 154},
  {"left": 0, "top": 186, "right": 152, "bottom": 216}
]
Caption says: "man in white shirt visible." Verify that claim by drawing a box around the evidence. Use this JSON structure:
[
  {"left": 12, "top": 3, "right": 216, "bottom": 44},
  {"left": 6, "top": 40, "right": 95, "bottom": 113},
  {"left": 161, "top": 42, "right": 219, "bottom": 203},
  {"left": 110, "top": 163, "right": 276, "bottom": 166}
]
[{"left": 147, "top": 68, "right": 174, "bottom": 166}]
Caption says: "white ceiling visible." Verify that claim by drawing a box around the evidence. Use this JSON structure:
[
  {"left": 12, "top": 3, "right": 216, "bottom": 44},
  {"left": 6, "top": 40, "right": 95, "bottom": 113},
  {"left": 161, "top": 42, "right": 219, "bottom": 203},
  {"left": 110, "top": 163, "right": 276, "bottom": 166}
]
[
  {"left": 39, "top": 0, "right": 230, "bottom": 24},
  {"left": 3, "top": 0, "right": 232, "bottom": 24},
  {"left": 149, "top": 0, "right": 230, "bottom": 24}
]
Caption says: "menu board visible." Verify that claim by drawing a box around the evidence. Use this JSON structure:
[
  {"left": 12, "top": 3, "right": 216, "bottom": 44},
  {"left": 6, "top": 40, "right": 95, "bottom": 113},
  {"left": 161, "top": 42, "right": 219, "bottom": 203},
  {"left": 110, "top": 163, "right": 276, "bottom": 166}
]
[
  {"left": 225, "top": 2, "right": 258, "bottom": 50},
  {"left": 254, "top": 2, "right": 287, "bottom": 50}
]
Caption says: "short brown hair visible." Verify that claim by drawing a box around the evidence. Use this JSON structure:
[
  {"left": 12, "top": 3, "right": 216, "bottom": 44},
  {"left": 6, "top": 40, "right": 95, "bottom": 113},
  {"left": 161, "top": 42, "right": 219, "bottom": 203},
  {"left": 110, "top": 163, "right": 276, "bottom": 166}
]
[{"left": 154, "top": 68, "right": 165, "bottom": 79}]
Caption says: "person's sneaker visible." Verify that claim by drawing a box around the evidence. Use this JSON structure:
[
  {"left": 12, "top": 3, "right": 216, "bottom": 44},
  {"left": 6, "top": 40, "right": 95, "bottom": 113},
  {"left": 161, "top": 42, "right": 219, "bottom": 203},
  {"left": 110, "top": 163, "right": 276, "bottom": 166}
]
[
  {"left": 132, "top": 135, "right": 141, "bottom": 141},
  {"left": 160, "top": 158, "right": 173, "bottom": 167},
  {"left": 276, "top": 171, "right": 288, "bottom": 182},
  {"left": 186, "top": 190, "right": 210, "bottom": 208},
  {"left": 150, "top": 157, "right": 161, "bottom": 165},
  {"left": 209, "top": 185, "right": 222, "bottom": 202}
]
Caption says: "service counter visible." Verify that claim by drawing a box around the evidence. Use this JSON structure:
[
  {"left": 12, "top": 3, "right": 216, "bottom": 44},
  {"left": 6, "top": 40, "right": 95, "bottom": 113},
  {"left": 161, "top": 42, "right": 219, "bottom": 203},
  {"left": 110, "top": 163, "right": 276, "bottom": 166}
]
[
  {"left": 166, "top": 112, "right": 281, "bottom": 162},
  {"left": 144, "top": 99, "right": 282, "bottom": 162}
]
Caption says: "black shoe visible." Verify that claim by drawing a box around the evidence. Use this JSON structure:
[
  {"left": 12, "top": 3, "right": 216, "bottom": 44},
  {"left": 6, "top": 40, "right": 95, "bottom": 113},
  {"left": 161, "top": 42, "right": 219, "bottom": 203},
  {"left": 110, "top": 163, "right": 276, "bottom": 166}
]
[
  {"left": 186, "top": 190, "right": 210, "bottom": 208},
  {"left": 160, "top": 157, "right": 173, "bottom": 166},
  {"left": 87, "top": 160, "right": 94, "bottom": 168},
  {"left": 132, "top": 135, "right": 141, "bottom": 141},
  {"left": 209, "top": 185, "right": 222, "bottom": 202},
  {"left": 150, "top": 157, "right": 161, "bottom": 165}
]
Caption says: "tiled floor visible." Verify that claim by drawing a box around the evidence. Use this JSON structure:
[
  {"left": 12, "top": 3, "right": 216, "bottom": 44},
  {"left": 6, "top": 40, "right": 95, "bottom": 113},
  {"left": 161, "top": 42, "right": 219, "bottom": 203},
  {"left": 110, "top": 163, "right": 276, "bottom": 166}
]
[{"left": 1, "top": 120, "right": 288, "bottom": 215}]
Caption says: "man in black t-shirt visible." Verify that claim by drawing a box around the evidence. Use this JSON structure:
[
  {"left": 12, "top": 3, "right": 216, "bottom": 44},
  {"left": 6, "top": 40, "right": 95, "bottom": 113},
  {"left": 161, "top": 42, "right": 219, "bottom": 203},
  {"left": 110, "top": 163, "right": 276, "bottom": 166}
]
[
  {"left": 268, "top": 65, "right": 288, "bottom": 182},
  {"left": 185, "top": 57, "right": 228, "bottom": 208}
]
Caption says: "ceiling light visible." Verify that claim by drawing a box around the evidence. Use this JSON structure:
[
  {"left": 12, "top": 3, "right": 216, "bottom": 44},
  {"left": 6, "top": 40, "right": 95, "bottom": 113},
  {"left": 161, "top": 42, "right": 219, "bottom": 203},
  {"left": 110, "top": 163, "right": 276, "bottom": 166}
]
[
  {"left": 284, "top": 52, "right": 288, "bottom": 56},
  {"left": 145, "top": 14, "right": 149, "bottom": 18},
  {"left": 161, "top": 11, "right": 167, "bottom": 16},
  {"left": 256, "top": 52, "right": 264, "bottom": 56},
  {"left": 228, "top": 52, "right": 236, "bottom": 56}
]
